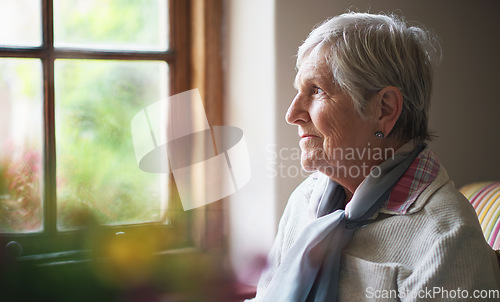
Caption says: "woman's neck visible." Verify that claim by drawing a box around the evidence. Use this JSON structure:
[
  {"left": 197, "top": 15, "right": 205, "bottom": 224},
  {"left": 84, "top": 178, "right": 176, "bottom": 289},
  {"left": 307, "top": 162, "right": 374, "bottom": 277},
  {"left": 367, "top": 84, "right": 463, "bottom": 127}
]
[{"left": 334, "top": 140, "right": 407, "bottom": 205}]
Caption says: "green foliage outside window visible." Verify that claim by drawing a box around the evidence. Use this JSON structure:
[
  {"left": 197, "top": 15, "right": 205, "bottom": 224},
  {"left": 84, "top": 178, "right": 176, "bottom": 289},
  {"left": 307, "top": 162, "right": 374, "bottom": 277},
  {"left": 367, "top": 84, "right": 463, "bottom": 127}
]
[{"left": 56, "top": 59, "right": 168, "bottom": 229}]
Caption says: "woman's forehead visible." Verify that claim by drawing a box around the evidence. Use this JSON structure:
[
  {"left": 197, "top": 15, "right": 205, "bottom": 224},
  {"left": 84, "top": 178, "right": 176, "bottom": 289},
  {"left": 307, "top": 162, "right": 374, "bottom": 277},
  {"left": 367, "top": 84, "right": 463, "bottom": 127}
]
[{"left": 294, "top": 60, "right": 334, "bottom": 89}]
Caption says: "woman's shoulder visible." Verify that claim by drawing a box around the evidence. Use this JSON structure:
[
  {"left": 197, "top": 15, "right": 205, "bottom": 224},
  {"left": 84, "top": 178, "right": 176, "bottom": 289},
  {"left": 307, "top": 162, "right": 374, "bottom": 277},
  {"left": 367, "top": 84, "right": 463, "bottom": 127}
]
[
  {"left": 397, "top": 162, "right": 484, "bottom": 237},
  {"left": 424, "top": 178, "right": 485, "bottom": 234}
]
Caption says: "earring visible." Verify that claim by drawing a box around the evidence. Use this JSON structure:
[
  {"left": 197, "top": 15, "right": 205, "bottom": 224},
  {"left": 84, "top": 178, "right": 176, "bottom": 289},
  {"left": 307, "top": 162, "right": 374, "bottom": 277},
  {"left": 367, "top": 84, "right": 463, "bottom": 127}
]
[{"left": 375, "top": 131, "right": 384, "bottom": 139}]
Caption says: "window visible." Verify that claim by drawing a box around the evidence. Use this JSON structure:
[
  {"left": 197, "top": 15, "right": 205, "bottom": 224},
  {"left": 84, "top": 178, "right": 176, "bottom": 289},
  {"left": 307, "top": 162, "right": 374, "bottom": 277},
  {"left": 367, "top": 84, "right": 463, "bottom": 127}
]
[{"left": 0, "top": 0, "right": 223, "bottom": 257}]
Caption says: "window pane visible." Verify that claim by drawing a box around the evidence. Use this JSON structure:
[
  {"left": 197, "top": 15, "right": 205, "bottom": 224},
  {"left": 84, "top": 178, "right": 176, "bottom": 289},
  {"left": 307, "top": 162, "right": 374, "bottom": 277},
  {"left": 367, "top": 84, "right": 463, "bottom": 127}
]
[
  {"left": 54, "top": 0, "right": 168, "bottom": 51},
  {"left": 0, "top": 58, "right": 43, "bottom": 233},
  {"left": 0, "top": 0, "right": 42, "bottom": 47},
  {"left": 55, "top": 59, "right": 169, "bottom": 230}
]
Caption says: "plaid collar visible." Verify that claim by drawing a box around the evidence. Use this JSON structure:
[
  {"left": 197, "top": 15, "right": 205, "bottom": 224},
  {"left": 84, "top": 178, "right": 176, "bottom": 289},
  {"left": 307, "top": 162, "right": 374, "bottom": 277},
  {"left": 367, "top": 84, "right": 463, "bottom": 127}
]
[{"left": 384, "top": 147, "right": 441, "bottom": 215}]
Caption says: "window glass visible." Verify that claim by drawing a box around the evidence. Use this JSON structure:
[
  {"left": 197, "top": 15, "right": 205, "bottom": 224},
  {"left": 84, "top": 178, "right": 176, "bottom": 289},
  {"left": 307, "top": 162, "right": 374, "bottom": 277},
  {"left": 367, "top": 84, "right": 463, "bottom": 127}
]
[
  {"left": 0, "top": 0, "right": 42, "bottom": 47},
  {"left": 0, "top": 58, "right": 43, "bottom": 233},
  {"left": 55, "top": 59, "right": 169, "bottom": 229},
  {"left": 53, "top": 0, "right": 168, "bottom": 51}
]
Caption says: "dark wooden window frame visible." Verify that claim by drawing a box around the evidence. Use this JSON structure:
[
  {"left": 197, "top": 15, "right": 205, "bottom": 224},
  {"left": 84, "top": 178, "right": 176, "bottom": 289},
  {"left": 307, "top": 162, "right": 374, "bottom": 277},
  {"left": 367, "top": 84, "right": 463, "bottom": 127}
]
[{"left": 0, "top": 0, "right": 225, "bottom": 258}]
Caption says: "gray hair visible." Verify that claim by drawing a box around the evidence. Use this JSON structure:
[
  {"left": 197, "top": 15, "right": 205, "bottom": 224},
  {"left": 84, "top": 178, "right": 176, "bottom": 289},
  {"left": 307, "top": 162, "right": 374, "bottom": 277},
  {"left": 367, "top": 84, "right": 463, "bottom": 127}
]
[{"left": 297, "top": 12, "right": 441, "bottom": 143}]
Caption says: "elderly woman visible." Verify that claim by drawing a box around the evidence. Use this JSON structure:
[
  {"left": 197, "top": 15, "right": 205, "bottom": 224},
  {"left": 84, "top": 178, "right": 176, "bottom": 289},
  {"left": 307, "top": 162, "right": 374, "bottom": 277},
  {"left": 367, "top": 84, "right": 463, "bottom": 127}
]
[{"left": 249, "top": 12, "right": 500, "bottom": 301}]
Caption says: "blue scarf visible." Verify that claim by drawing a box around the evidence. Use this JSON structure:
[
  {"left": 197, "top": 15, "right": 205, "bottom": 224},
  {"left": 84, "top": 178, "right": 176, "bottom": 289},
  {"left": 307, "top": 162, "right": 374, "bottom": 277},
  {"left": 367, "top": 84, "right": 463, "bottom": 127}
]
[{"left": 261, "top": 144, "right": 425, "bottom": 302}]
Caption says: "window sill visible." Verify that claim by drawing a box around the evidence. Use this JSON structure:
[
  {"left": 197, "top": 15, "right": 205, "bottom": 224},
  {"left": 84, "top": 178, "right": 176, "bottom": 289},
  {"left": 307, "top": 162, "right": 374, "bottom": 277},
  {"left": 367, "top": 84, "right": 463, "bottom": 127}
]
[{"left": 2, "top": 246, "right": 246, "bottom": 301}]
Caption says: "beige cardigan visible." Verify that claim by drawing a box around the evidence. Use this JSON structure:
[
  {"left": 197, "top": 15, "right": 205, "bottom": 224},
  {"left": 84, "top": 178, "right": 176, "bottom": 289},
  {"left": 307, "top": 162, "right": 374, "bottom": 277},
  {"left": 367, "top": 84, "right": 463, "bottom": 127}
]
[{"left": 252, "top": 165, "right": 500, "bottom": 301}]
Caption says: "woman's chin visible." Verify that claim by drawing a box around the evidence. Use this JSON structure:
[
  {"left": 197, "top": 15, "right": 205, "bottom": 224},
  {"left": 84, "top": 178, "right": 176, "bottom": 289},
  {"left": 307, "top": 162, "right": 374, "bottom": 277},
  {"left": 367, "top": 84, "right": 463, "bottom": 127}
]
[
  {"left": 300, "top": 148, "right": 327, "bottom": 170},
  {"left": 300, "top": 165, "right": 317, "bottom": 173},
  {"left": 300, "top": 158, "right": 320, "bottom": 173}
]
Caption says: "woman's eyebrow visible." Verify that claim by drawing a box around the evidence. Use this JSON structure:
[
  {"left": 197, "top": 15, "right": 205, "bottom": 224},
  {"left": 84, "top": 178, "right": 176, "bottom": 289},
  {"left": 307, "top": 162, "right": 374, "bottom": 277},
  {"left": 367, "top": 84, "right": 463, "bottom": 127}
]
[
  {"left": 293, "top": 71, "right": 305, "bottom": 90},
  {"left": 294, "top": 71, "right": 315, "bottom": 91}
]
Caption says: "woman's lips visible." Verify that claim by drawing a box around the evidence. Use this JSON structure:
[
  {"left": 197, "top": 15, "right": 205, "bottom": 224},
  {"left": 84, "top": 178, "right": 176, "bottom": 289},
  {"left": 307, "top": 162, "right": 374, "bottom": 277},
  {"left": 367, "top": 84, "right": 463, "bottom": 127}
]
[
  {"left": 300, "top": 135, "right": 321, "bottom": 145},
  {"left": 300, "top": 133, "right": 320, "bottom": 139}
]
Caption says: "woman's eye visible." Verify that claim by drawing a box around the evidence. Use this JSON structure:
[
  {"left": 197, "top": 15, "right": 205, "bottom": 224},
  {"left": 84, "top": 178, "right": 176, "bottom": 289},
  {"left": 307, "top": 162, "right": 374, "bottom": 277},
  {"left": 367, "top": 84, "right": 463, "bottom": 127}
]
[{"left": 313, "top": 86, "right": 324, "bottom": 95}]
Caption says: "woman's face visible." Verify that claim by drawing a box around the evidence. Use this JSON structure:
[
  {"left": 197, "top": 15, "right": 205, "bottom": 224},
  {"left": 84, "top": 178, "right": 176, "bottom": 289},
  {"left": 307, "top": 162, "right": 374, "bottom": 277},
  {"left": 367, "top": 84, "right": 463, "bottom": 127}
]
[{"left": 286, "top": 60, "right": 379, "bottom": 181}]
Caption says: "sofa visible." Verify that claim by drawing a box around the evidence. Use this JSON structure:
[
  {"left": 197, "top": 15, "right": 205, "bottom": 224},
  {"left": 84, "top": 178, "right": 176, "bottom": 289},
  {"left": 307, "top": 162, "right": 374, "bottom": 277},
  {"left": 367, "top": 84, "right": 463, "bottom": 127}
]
[{"left": 459, "top": 182, "right": 500, "bottom": 268}]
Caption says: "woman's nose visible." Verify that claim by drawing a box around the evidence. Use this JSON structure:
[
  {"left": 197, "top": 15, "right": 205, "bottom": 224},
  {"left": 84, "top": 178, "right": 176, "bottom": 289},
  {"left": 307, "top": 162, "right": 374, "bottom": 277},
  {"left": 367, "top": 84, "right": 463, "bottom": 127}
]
[{"left": 285, "top": 93, "right": 310, "bottom": 125}]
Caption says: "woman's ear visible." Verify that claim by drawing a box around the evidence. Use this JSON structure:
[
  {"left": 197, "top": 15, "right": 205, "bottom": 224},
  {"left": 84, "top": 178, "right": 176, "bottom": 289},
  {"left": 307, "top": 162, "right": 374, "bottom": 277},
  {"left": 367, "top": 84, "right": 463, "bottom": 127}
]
[{"left": 374, "top": 86, "right": 403, "bottom": 137}]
